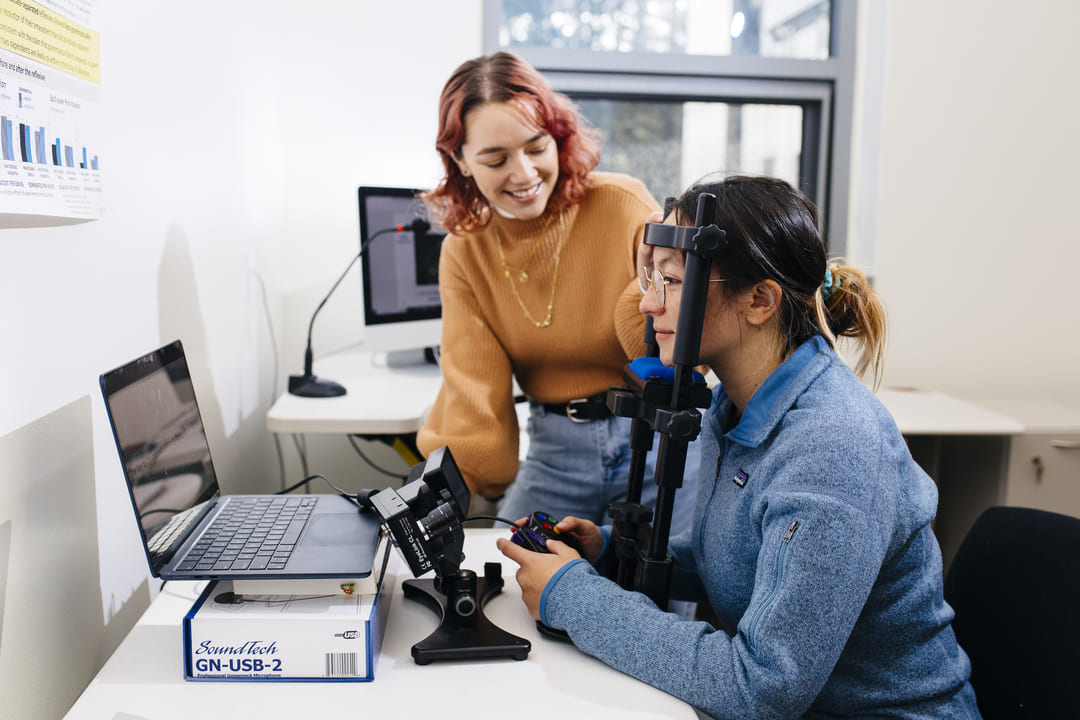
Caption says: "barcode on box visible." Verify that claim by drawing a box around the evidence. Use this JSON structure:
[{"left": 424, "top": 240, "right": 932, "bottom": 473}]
[{"left": 326, "top": 652, "right": 358, "bottom": 677}]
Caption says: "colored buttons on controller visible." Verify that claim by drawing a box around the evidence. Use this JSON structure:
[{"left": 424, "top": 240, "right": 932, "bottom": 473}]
[{"left": 536, "top": 511, "right": 557, "bottom": 533}]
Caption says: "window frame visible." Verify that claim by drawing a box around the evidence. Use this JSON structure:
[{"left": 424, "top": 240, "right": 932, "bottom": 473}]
[{"left": 482, "top": 0, "right": 858, "bottom": 256}]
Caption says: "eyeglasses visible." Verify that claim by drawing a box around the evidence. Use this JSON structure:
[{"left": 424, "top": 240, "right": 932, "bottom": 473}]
[{"left": 639, "top": 266, "right": 727, "bottom": 308}]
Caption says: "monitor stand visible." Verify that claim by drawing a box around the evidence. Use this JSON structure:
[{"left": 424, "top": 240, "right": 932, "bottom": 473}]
[{"left": 377, "top": 347, "right": 440, "bottom": 368}]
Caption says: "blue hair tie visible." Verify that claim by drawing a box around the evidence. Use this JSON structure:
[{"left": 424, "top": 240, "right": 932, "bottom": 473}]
[{"left": 822, "top": 267, "right": 840, "bottom": 300}]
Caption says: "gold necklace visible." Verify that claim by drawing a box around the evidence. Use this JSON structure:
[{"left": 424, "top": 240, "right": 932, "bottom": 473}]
[
  {"left": 499, "top": 212, "right": 556, "bottom": 282},
  {"left": 495, "top": 211, "right": 568, "bottom": 328}
]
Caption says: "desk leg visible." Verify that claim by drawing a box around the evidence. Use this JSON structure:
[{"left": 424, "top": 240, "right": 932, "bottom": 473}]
[{"left": 402, "top": 563, "right": 531, "bottom": 664}]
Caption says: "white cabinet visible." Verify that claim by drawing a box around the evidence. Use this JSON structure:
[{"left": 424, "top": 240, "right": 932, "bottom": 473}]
[
  {"left": 1002, "top": 432, "right": 1080, "bottom": 511},
  {"left": 975, "top": 398, "right": 1080, "bottom": 516}
]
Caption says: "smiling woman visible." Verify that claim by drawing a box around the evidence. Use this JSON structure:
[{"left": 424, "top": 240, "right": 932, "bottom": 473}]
[
  {"left": 453, "top": 102, "right": 558, "bottom": 222},
  {"left": 416, "top": 51, "right": 701, "bottom": 542}
]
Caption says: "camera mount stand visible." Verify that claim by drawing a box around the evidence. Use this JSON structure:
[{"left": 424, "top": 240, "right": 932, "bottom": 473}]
[
  {"left": 605, "top": 193, "right": 727, "bottom": 609},
  {"left": 403, "top": 561, "right": 531, "bottom": 664},
  {"left": 370, "top": 446, "right": 531, "bottom": 664}
]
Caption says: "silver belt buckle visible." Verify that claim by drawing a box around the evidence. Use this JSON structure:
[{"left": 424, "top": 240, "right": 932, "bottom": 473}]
[{"left": 566, "top": 398, "right": 591, "bottom": 423}]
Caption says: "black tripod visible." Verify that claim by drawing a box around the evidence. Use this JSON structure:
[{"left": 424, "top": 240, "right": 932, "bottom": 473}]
[{"left": 604, "top": 193, "right": 727, "bottom": 608}]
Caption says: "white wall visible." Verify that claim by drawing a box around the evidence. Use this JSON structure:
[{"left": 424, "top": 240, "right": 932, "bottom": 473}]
[
  {"left": 0, "top": 2, "right": 481, "bottom": 718},
  {"left": 861, "top": 0, "right": 1080, "bottom": 409}
]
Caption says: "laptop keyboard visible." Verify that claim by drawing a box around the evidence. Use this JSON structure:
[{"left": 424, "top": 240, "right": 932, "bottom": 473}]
[
  {"left": 176, "top": 496, "right": 318, "bottom": 572},
  {"left": 147, "top": 505, "right": 200, "bottom": 559}
]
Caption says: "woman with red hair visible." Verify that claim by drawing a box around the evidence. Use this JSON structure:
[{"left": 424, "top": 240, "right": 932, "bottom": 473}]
[{"left": 418, "top": 52, "right": 698, "bottom": 535}]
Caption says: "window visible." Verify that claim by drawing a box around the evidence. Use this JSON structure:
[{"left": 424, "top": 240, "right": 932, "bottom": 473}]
[
  {"left": 483, "top": 0, "right": 856, "bottom": 254},
  {"left": 498, "top": 0, "right": 831, "bottom": 59},
  {"left": 578, "top": 98, "right": 805, "bottom": 204}
]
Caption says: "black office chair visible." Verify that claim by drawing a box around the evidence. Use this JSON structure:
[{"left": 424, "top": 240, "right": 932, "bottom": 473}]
[{"left": 943, "top": 505, "right": 1080, "bottom": 719}]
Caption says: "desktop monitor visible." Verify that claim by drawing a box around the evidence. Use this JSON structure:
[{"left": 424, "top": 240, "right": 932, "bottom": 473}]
[{"left": 357, "top": 186, "right": 446, "bottom": 363}]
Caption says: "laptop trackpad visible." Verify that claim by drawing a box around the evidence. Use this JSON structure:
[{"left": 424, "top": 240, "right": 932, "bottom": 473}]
[{"left": 303, "top": 513, "right": 373, "bottom": 547}]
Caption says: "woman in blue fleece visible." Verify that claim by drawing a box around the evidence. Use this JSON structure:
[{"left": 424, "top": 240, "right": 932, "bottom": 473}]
[{"left": 496, "top": 175, "right": 980, "bottom": 719}]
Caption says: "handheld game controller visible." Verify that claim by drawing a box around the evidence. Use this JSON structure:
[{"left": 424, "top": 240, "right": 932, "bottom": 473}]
[{"left": 510, "top": 511, "right": 582, "bottom": 554}]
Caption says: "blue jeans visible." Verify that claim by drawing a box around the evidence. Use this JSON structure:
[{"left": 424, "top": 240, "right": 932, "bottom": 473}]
[{"left": 499, "top": 402, "right": 701, "bottom": 539}]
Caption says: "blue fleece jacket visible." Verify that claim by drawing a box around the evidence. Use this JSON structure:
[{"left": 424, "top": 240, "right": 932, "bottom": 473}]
[{"left": 540, "top": 336, "right": 981, "bottom": 719}]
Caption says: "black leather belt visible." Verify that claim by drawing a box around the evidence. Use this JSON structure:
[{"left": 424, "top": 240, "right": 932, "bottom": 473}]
[{"left": 534, "top": 392, "right": 612, "bottom": 423}]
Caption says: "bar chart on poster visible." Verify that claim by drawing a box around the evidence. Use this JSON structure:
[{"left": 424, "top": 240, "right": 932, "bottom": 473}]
[{"left": 0, "top": 0, "right": 100, "bottom": 224}]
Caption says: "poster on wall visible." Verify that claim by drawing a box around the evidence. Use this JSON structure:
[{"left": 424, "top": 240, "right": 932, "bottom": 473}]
[{"left": 0, "top": 0, "right": 100, "bottom": 225}]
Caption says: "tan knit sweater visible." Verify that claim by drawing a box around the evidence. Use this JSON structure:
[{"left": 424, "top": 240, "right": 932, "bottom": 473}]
[{"left": 417, "top": 172, "right": 660, "bottom": 498}]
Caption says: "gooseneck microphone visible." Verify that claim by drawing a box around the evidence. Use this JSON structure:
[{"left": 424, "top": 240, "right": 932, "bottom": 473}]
[{"left": 287, "top": 218, "right": 431, "bottom": 397}]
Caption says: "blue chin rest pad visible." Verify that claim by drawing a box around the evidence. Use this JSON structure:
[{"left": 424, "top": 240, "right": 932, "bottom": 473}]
[{"left": 629, "top": 357, "right": 706, "bottom": 384}]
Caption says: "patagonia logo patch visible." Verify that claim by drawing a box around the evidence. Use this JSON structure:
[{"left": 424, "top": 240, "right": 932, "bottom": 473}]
[{"left": 732, "top": 469, "right": 749, "bottom": 488}]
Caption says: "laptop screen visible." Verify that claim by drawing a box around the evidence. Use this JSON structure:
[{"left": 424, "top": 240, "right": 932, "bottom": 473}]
[{"left": 100, "top": 340, "right": 219, "bottom": 558}]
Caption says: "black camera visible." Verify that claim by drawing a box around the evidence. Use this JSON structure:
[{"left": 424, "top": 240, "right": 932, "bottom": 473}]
[{"left": 369, "top": 445, "right": 470, "bottom": 579}]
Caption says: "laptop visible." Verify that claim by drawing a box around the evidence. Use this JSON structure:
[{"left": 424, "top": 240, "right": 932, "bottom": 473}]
[{"left": 100, "top": 339, "right": 382, "bottom": 582}]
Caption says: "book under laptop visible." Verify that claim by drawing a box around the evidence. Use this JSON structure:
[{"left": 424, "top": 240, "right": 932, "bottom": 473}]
[{"left": 100, "top": 339, "right": 383, "bottom": 594}]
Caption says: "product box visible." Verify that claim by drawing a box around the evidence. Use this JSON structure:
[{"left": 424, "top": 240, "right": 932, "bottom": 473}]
[{"left": 183, "top": 539, "right": 393, "bottom": 681}]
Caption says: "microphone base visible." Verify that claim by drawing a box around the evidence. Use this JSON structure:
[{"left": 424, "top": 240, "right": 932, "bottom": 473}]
[{"left": 288, "top": 373, "right": 347, "bottom": 397}]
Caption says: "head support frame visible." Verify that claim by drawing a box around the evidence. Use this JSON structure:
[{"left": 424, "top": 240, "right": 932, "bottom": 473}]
[{"left": 642, "top": 193, "right": 728, "bottom": 368}]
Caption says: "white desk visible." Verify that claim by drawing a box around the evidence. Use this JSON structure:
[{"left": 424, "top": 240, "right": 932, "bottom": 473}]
[
  {"left": 267, "top": 355, "right": 1026, "bottom": 440},
  {"left": 873, "top": 386, "right": 1024, "bottom": 436},
  {"left": 268, "top": 351, "right": 442, "bottom": 436},
  {"left": 266, "top": 351, "right": 533, "bottom": 469},
  {"left": 66, "top": 530, "right": 696, "bottom": 720}
]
